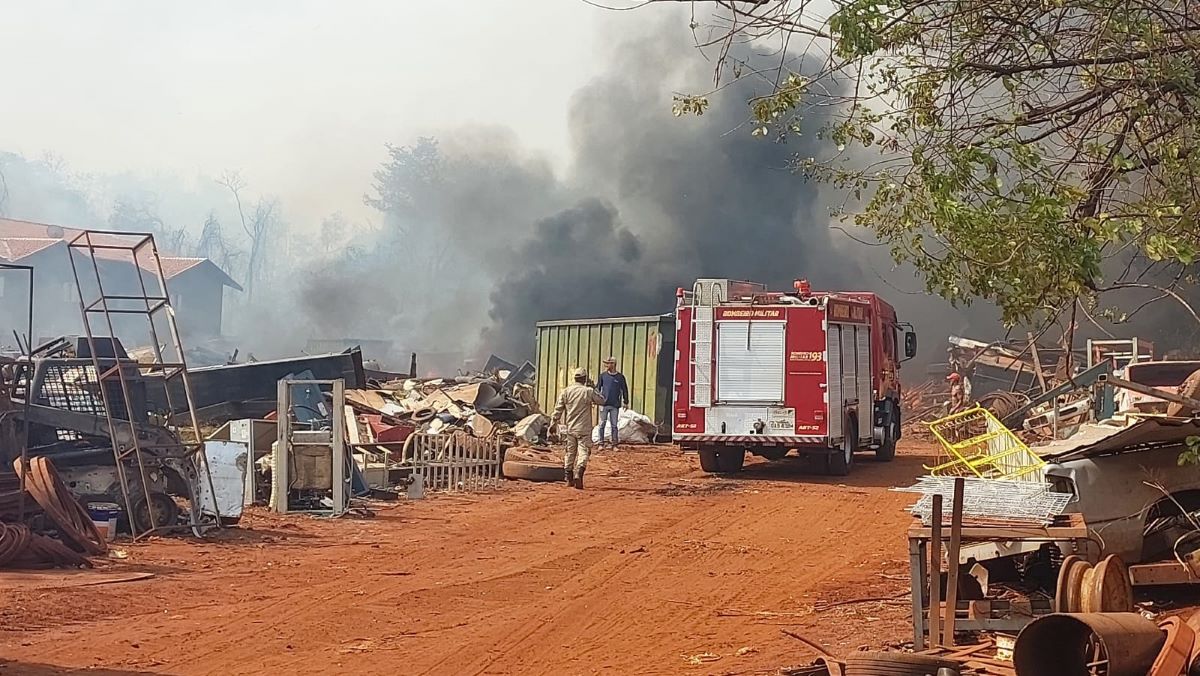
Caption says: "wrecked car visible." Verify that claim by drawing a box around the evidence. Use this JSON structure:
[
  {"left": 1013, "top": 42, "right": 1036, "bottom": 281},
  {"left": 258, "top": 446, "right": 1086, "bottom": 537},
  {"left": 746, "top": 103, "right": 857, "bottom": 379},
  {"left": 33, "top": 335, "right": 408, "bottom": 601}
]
[{"left": 1040, "top": 418, "right": 1200, "bottom": 564}]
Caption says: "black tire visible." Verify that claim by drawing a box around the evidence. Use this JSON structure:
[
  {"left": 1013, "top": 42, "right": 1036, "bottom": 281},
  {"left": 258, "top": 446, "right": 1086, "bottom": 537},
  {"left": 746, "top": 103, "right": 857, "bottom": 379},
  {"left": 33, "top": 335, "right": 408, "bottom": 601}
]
[
  {"left": 502, "top": 460, "right": 563, "bottom": 482},
  {"left": 698, "top": 447, "right": 721, "bottom": 473},
  {"left": 716, "top": 448, "right": 745, "bottom": 473},
  {"left": 130, "top": 492, "right": 179, "bottom": 533},
  {"left": 828, "top": 418, "right": 856, "bottom": 476},
  {"left": 875, "top": 403, "right": 897, "bottom": 462}
]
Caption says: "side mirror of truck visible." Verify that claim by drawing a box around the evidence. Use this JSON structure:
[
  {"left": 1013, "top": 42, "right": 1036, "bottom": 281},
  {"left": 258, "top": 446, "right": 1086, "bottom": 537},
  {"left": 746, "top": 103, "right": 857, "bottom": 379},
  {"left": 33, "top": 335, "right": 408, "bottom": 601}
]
[{"left": 896, "top": 323, "right": 917, "bottom": 362}]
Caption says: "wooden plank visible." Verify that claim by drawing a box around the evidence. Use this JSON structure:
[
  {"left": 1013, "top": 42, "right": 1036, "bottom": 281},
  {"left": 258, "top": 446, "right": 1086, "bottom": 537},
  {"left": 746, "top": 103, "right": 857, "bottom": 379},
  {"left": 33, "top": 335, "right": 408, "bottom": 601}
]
[
  {"left": 942, "top": 477, "right": 965, "bottom": 647},
  {"left": 909, "top": 538, "right": 927, "bottom": 649},
  {"left": 907, "top": 522, "right": 1088, "bottom": 540},
  {"left": 929, "top": 494, "right": 943, "bottom": 648},
  {"left": 1027, "top": 333, "right": 1048, "bottom": 394},
  {"left": 344, "top": 405, "right": 362, "bottom": 445}
]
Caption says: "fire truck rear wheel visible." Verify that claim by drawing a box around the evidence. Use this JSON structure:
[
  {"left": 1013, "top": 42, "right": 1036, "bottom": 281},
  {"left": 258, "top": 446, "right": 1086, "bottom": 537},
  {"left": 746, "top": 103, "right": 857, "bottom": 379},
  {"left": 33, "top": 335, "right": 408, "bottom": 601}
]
[
  {"left": 697, "top": 446, "right": 744, "bottom": 474},
  {"left": 698, "top": 447, "right": 722, "bottom": 473},
  {"left": 828, "top": 419, "right": 856, "bottom": 476},
  {"left": 716, "top": 448, "right": 745, "bottom": 473}
]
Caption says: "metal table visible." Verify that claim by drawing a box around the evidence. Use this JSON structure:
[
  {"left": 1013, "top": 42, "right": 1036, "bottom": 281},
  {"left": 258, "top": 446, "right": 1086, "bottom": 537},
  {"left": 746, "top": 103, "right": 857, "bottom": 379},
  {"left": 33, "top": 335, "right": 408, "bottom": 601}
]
[{"left": 907, "top": 512, "right": 1090, "bottom": 648}]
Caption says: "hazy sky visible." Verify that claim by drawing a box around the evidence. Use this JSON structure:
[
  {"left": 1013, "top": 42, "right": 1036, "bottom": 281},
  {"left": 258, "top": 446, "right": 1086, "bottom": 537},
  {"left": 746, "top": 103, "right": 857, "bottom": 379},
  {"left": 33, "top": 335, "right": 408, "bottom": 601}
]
[{"left": 0, "top": 1, "right": 623, "bottom": 222}]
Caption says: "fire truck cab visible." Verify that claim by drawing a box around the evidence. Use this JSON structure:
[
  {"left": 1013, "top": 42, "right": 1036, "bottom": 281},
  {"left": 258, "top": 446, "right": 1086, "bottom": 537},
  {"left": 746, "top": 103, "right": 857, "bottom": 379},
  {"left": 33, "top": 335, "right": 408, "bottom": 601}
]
[{"left": 673, "top": 278, "right": 916, "bottom": 476}]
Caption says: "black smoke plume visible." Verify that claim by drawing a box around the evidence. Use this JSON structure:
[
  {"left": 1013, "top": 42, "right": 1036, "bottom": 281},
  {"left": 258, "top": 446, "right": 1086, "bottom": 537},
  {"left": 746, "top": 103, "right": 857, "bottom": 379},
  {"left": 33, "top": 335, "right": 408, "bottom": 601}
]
[{"left": 475, "top": 32, "right": 860, "bottom": 360}]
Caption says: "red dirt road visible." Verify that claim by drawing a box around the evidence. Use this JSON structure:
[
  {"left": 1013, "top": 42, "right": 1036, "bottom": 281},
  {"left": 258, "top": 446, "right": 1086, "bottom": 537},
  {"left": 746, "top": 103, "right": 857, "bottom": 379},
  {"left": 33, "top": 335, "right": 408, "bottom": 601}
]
[{"left": 0, "top": 442, "right": 936, "bottom": 675}]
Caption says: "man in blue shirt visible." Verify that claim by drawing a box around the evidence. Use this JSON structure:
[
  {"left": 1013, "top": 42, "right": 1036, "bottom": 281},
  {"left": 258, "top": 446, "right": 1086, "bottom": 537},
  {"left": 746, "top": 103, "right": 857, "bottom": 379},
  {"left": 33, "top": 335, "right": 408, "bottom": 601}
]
[{"left": 595, "top": 357, "right": 629, "bottom": 449}]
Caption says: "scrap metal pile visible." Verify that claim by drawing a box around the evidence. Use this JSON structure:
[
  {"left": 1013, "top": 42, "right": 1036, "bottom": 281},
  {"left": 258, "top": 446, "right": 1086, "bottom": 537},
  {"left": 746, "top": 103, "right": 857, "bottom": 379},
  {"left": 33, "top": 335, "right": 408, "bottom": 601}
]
[
  {"left": 343, "top": 356, "right": 547, "bottom": 451},
  {"left": 0, "top": 457, "right": 106, "bottom": 569}
]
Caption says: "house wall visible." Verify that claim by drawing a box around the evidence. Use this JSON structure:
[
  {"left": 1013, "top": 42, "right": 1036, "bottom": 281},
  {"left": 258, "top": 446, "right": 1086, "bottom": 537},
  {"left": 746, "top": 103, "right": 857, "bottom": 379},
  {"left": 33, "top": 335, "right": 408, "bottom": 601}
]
[
  {"left": 169, "top": 268, "right": 224, "bottom": 338},
  {"left": 0, "top": 248, "right": 88, "bottom": 341},
  {"left": 0, "top": 249, "right": 227, "bottom": 347}
]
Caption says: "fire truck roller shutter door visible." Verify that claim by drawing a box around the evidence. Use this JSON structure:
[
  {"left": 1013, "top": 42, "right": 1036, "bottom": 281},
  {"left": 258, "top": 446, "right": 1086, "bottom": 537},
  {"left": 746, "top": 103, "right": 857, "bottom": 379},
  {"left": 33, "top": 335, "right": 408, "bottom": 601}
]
[
  {"left": 716, "top": 320, "right": 785, "bottom": 402},
  {"left": 840, "top": 323, "right": 857, "bottom": 408},
  {"left": 827, "top": 324, "right": 843, "bottom": 439},
  {"left": 856, "top": 324, "right": 872, "bottom": 442}
]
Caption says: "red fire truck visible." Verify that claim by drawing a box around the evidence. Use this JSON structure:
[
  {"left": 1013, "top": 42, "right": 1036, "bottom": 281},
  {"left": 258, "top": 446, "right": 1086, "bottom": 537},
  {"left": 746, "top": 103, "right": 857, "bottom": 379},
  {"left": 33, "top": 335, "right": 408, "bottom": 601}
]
[{"left": 673, "top": 278, "right": 917, "bottom": 475}]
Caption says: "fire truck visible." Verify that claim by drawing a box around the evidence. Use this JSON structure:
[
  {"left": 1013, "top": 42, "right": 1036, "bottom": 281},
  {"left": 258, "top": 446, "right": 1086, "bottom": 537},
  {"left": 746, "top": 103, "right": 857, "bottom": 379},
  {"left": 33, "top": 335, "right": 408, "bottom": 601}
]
[{"left": 673, "top": 279, "right": 917, "bottom": 475}]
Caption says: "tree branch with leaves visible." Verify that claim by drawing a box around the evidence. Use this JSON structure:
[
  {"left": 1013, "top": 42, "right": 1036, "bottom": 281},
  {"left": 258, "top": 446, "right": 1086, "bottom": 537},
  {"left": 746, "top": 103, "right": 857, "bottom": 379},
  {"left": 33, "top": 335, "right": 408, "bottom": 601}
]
[{"left": 641, "top": 0, "right": 1200, "bottom": 330}]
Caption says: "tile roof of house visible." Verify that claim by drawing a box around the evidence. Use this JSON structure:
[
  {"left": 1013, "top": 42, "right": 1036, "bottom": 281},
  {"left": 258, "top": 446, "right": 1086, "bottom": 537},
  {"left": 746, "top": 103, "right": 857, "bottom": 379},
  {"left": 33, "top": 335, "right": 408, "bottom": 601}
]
[
  {"left": 0, "top": 217, "right": 242, "bottom": 289},
  {"left": 154, "top": 256, "right": 207, "bottom": 279},
  {"left": 0, "top": 237, "right": 64, "bottom": 262}
]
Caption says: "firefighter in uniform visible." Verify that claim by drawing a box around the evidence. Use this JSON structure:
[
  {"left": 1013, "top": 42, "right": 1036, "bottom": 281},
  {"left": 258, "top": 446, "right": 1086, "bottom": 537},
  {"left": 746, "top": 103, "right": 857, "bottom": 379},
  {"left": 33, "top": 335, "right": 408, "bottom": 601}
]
[
  {"left": 552, "top": 367, "right": 606, "bottom": 489},
  {"left": 947, "top": 372, "right": 966, "bottom": 413}
]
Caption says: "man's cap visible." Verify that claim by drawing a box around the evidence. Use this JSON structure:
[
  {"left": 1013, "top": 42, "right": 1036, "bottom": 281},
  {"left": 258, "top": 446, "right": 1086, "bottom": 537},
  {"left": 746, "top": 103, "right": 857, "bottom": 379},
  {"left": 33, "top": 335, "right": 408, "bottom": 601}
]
[
  {"left": 573, "top": 367, "right": 588, "bottom": 379},
  {"left": 946, "top": 372, "right": 961, "bottom": 381},
  {"left": 604, "top": 356, "right": 616, "bottom": 364}
]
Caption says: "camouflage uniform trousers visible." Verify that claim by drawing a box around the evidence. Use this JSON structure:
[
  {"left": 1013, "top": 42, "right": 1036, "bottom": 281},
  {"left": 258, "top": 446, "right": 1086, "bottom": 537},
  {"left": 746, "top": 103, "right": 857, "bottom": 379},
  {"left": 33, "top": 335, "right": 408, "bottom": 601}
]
[{"left": 563, "top": 433, "right": 593, "bottom": 478}]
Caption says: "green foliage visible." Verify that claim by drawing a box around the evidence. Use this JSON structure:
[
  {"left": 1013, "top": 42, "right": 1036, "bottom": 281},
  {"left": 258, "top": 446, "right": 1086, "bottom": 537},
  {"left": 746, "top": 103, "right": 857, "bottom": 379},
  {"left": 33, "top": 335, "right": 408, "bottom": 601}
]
[
  {"left": 1182, "top": 436, "right": 1200, "bottom": 466},
  {"left": 667, "top": 0, "right": 1200, "bottom": 328},
  {"left": 672, "top": 94, "right": 710, "bottom": 117}
]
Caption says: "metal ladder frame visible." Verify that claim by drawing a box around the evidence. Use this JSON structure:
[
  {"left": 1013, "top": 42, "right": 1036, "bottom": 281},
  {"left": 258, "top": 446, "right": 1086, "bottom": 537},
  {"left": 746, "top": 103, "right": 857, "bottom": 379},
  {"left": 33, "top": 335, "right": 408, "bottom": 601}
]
[
  {"left": 690, "top": 281, "right": 721, "bottom": 408},
  {"left": 66, "top": 230, "right": 220, "bottom": 538}
]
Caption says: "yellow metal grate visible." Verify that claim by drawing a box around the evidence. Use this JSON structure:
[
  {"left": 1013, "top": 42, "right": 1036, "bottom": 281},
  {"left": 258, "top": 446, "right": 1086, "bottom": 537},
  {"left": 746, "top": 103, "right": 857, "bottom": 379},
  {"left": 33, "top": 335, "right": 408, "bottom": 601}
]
[{"left": 926, "top": 405, "right": 1045, "bottom": 481}]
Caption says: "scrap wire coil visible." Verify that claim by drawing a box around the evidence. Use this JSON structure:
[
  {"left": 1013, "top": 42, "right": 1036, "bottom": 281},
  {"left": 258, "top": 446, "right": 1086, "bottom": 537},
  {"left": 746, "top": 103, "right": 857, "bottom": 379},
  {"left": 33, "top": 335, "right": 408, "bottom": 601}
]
[
  {"left": 12, "top": 457, "right": 107, "bottom": 555},
  {"left": 0, "top": 522, "right": 91, "bottom": 569}
]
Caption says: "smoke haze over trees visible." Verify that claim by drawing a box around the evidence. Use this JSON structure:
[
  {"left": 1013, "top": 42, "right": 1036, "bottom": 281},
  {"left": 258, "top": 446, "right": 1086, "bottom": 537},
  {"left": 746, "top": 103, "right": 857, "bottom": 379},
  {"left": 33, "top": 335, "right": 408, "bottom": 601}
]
[{"left": 0, "top": 15, "right": 988, "bottom": 368}]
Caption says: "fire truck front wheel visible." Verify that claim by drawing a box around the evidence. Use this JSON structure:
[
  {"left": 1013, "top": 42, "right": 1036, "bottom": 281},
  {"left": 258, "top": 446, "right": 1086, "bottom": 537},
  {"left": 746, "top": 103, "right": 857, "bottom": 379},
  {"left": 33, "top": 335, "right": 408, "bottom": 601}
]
[{"left": 875, "top": 402, "right": 898, "bottom": 462}]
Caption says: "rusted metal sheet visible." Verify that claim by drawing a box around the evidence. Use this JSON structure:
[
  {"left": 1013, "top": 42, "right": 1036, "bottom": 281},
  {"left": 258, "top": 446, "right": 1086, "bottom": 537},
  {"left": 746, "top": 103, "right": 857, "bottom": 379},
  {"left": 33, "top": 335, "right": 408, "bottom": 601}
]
[{"left": 1129, "top": 561, "right": 1200, "bottom": 586}]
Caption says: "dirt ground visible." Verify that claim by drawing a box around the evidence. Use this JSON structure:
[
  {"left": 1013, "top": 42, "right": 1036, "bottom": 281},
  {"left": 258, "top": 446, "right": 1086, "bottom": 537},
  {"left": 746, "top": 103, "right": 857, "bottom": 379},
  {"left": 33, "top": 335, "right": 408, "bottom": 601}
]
[{"left": 0, "top": 441, "right": 938, "bottom": 676}]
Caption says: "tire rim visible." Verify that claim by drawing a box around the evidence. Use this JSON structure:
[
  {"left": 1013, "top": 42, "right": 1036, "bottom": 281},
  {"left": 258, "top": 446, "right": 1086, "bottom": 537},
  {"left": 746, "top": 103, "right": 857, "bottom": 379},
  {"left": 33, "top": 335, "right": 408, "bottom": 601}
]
[{"left": 844, "top": 424, "right": 853, "bottom": 464}]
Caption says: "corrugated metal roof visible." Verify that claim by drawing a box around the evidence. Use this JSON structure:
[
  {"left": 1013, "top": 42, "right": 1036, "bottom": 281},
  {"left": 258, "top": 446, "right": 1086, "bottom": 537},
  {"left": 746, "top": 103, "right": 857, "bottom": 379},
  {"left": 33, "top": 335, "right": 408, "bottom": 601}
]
[
  {"left": 1038, "top": 417, "right": 1200, "bottom": 461},
  {"left": 536, "top": 314, "right": 672, "bottom": 328}
]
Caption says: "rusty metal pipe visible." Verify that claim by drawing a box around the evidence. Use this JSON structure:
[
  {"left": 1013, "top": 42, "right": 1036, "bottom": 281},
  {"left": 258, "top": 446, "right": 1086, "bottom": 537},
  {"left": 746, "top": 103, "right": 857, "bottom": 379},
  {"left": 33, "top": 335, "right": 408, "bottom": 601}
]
[{"left": 1014, "top": 613, "right": 1165, "bottom": 676}]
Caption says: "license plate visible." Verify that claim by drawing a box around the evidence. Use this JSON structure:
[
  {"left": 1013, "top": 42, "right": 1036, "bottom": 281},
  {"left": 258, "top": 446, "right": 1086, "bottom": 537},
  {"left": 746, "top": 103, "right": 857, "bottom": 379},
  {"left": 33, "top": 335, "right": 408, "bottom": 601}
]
[{"left": 766, "top": 408, "right": 795, "bottom": 432}]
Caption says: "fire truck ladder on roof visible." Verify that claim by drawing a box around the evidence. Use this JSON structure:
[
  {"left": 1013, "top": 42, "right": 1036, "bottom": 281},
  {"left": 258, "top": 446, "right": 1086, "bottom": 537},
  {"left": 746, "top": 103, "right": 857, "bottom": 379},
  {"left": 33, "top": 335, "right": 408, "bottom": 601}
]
[
  {"left": 67, "top": 230, "right": 220, "bottom": 538},
  {"left": 690, "top": 280, "right": 724, "bottom": 408}
]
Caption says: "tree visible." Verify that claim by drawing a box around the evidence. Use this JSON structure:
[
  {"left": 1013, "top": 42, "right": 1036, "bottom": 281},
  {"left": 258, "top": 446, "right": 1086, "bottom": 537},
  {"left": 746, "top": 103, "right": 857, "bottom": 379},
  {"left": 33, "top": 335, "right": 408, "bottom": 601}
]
[
  {"left": 219, "top": 171, "right": 280, "bottom": 303},
  {"left": 108, "top": 195, "right": 190, "bottom": 254},
  {"left": 363, "top": 138, "right": 455, "bottom": 279},
  {"left": 364, "top": 137, "right": 443, "bottom": 224},
  {"left": 193, "top": 212, "right": 243, "bottom": 274},
  {"left": 642, "top": 0, "right": 1200, "bottom": 332}
]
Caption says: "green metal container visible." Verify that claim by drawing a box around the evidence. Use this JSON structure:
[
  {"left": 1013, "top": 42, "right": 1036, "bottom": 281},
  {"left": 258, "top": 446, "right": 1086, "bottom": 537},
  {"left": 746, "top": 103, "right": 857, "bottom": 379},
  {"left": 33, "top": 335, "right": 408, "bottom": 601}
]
[{"left": 535, "top": 314, "right": 675, "bottom": 432}]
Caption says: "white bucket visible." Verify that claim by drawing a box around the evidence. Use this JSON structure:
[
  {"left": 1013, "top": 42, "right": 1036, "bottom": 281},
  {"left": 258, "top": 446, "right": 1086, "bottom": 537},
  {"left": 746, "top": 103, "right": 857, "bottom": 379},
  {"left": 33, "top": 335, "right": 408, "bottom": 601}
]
[{"left": 86, "top": 502, "right": 120, "bottom": 542}]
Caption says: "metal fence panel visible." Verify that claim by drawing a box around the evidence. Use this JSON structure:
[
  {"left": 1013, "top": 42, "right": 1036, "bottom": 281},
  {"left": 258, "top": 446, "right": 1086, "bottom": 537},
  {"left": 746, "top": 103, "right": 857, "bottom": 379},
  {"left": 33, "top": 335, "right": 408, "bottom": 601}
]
[{"left": 406, "top": 432, "right": 501, "bottom": 493}]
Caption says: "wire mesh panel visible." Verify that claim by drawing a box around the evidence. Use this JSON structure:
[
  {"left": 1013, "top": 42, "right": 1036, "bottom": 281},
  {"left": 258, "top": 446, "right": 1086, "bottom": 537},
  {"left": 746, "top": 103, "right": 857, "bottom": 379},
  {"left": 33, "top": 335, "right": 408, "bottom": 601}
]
[
  {"left": 927, "top": 405, "right": 1046, "bottom": 481},
  {"left": 405, "top": 432, "right": 501, "bottom": 493},
  {"left": 897, "top": 476, "right": 1073, "bottom": 526}
]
